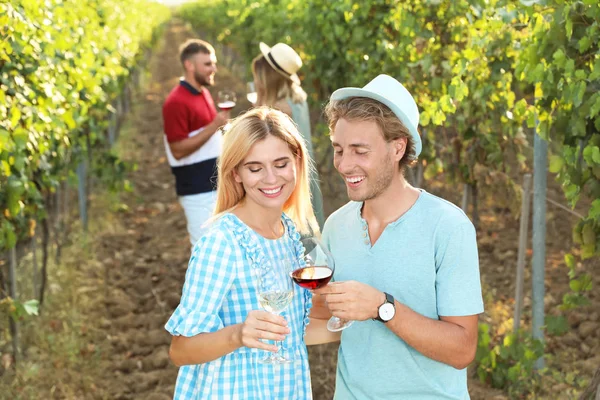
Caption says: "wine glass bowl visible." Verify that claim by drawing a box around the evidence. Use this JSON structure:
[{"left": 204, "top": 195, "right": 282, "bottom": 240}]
[
  {"left": 256, "top": 258, "right": 294, "bottom": 364},
  {"left": 217, "top": 90, "right": 237, "bottom": 111},
  {"left": 292, "top": 238, "right": 334, "bottom": 290},
  {"left": 246, "top": 82, "right": 257, "bottom": 104},
  {"left": 293, "top": 237, "right": 354, "bottom": 332},
  {"left": 290, "top": 265, "right": 333, "bottom": 290}
]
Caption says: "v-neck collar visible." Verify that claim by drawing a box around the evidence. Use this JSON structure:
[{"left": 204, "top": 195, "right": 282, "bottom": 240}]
[{"left": 356, "top": 189, "right": 424, "bottom": 250}]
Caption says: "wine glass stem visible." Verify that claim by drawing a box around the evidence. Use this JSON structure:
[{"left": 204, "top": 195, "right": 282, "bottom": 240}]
[
  {"left": 275, "top": 311, "right": 284, "bottom": 355},
  {"left": 270, "top": 311, "right": 283, "bottom": 357}
]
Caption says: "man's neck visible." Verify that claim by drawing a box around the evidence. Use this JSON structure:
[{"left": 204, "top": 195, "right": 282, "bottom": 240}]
[
  {"left": 183, "top": 76, "right": 203, "bottom": 92},
  {"left": 362, "top": 175, "right": 420, "bottom": 226}
]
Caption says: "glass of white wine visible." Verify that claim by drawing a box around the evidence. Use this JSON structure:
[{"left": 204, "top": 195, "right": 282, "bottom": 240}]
[
  {"left": 246, "top": 81, "right": 257, "bottom": 105},
  {"left": 257, "top": 258, "right": 294, "bottom": 364}
]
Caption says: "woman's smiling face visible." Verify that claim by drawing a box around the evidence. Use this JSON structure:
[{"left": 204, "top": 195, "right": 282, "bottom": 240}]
[{"left": 233, "top": 134, "right": 298, "bottom": 211}]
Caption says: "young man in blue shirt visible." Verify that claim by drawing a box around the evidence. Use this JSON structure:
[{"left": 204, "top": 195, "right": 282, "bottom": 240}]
[{"left": 316, "top": 75, "right": 484, "bottom": 399}]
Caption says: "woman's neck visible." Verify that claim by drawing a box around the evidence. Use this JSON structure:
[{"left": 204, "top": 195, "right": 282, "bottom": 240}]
[{"left": 233, "top": 200, "right": 284, "bottom": 239}]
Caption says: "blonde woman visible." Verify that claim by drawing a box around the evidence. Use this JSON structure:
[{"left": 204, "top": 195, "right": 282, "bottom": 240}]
[
  {"left": 165, "top": 107, "right": 335, "bottom": 399},
  {"left": 252, "top": 42, "right": 325, "bottom": 228}
]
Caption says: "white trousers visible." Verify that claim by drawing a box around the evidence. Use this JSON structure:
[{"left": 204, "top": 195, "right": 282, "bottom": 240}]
[{"left": 178, "top": 191, "right": 217, "bottom": 245}]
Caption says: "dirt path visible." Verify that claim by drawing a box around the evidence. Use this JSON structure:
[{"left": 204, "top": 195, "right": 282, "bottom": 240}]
[
  {"left": 92, "top": 21, "right": 191, "bottom": 400},
  {"left": 87, "top": 20, "right": 599, "bottom": 400}
]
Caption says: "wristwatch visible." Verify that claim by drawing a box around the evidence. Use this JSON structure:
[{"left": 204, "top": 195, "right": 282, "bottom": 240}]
[{"left": 374, "top": 292, "right": 395, "bottom": 323}]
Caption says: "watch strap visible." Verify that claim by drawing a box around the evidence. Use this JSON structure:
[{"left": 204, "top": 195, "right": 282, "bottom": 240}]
[{"left": 374, "top": 292, "right": 395, "bottom": 322}]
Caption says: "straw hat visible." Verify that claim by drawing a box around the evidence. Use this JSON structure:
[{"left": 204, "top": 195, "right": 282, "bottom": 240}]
[
  {"left": 330, "top": 74, "right": 422, "bottom": 156},
  {"left": 259, "top": 42, "right": 302, "bottom": 85}
]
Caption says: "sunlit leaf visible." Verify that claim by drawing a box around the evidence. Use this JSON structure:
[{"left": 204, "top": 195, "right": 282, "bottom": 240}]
[
  {"left": 10, "top": 107, "right": 21, "bottom": 128},
  {"left": 22, "top": 299, "right": 40, "bottom": 316},
  {"left": 549, "top": 155, "right": 564, "bottom": 173}
]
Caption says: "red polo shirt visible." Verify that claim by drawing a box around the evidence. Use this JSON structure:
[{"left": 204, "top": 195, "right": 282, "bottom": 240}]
[
  {"left": 163, "top": 81, "right": 217, "bottom": 143},
  {"left": 162, "top": 81, "right": 220, "bottom": 196}
]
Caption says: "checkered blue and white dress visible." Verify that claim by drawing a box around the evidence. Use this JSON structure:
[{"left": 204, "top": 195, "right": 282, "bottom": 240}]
[{"left": 165, "top": 213, "right": 313, "bottom": 399}]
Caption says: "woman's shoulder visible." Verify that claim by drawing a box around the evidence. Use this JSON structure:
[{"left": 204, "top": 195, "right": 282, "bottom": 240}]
[{"left": 196, "top": 214, "right": 242, "bottom": 245}]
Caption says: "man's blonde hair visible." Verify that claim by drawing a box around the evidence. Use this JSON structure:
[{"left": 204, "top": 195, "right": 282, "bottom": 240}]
[
  {"left": 214, "top": 107, "right": 319, "bottom": 235},
  {"left": 324, "top": 97, "right": 417, "bottom": 170}
]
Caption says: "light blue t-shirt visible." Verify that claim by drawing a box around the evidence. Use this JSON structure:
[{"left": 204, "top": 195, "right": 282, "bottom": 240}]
[{"left": 322, "top": 190, "right": 484, "bottom": 400}]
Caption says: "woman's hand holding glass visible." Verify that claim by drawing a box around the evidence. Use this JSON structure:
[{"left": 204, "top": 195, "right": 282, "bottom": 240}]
[{"left": 236, "top": 310, "right": 290, "bottom": 353}]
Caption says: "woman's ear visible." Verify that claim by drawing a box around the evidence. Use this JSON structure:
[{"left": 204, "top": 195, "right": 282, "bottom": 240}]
[{"left": 233, "top": 168, "right": 242, "bottom": 183}]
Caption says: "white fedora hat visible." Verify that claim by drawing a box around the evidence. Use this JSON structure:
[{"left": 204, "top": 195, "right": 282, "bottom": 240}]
[
  {"left": 330, "top": 74, "right": 422, "bottom": 156},
  {"left": 259, "top": 42, "right": 302, "bottom": 85}
]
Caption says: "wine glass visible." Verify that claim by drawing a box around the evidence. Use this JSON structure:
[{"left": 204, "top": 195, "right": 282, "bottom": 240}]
[
  {"left": 246, "top": 82, "right": 257, "bottom": 105},
  {"left": 257, "top": 258, "right": 295, "bottom": 364},
  {"left": 217, "top": 90, "right": 236, "bottom": 111},
  {"left": 292, "top": 237, "right": 354, "bottom": 332}
]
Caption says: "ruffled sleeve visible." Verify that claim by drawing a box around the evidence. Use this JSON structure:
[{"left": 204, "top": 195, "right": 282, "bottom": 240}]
[{"left": 165, "top": 227, "right": 237, "bottom": 337}]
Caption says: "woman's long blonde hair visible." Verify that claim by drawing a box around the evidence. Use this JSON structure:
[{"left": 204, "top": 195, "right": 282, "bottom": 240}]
[
  {"left": 252, "top": 55, "right": 307, "bottom": 106},
  {"left": 214, "top": 107, "right": 319, "bottom": 235}
]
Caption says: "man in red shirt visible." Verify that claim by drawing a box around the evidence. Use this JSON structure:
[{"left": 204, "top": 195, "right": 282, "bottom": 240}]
[{"left": 162, "top": 39, "right": 229, "bottom": 245}]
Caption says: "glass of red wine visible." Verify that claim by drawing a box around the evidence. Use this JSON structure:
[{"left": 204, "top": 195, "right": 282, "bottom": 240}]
[
  {"left": 217, "top": 90, "right": 236, "bottom": 111},
  {"left": 291, "top": 237, "right": 354, "bottom": 332}
]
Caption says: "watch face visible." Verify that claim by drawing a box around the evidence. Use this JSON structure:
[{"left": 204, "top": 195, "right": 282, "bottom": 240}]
[{"left": 379, "top": 302, "right": 395, "bottom": 321}]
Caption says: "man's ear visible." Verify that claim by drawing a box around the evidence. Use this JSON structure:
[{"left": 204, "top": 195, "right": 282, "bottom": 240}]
[
  {"left": 392, "top": 137, "right": 407, "bottom": 161},
  {"left": 182, "top": 58, "right": 192, "bottom": 73}
]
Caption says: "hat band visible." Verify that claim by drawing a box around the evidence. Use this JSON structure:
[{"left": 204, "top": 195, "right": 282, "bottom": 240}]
[{"left": 267, "top": 52, "right": 292, "bottom": 76}]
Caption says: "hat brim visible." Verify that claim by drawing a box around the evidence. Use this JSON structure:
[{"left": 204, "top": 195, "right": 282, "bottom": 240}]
[
  {"left": 330, "top": 87, "right": 422, "bottom": 156},
  {"left": 259, "top": 42, "right": 272, "bottom": 59},
  {"left": 259, "top": 42, "right": 301, "bottom": 86}
]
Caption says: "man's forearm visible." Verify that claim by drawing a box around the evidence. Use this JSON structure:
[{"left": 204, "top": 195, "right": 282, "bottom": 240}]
[
  {"left": 319, "top": 281, "right": 479, "bottom": 368},
  {"left": 385, "top": 302, "right": 477, "bottom": 369},
  {"left": 169, "top": 121, "right": 220, "bottom": 160}
]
